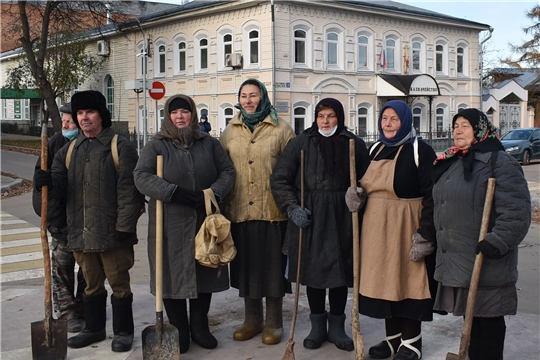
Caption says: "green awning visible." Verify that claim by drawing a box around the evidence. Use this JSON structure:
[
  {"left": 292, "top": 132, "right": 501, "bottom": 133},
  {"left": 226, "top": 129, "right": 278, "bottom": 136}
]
[{"left": 0, "top": 88, "right": 41, "bottom": 99}]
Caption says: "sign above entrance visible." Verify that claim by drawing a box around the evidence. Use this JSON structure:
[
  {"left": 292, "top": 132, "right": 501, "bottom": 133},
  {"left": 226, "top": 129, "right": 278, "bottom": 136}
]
[
  {"left": 377, "top": 74, "right": 440, "bottom": 97},
  {"left": 409, "top": 75, "right": 440, "bottom": 96}
]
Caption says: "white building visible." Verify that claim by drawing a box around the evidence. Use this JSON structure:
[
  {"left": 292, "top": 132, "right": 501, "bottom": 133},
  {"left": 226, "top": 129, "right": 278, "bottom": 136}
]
[{"left": 2, "top": 0, "right": 493, "bottom": 146}]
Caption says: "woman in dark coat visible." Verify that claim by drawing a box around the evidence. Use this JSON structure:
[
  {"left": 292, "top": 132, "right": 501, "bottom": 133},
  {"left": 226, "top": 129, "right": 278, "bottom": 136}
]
[
  {"left": 349, "top": 100, "right": 437, "bottom": 360},
  {"left": 432, "top": 109, "right": 531, "bottom": 360},
  {"left": 271, "top": 98, "right": 368, "bottom": 351},
  {"left": 134, "top": 94, "right": 235, "bottom": 353}
]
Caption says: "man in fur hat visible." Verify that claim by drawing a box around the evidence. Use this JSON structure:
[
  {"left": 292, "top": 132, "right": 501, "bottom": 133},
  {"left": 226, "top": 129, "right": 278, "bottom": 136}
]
[{"left": 34, "top": 90, "right": 145, "bottom": 352}]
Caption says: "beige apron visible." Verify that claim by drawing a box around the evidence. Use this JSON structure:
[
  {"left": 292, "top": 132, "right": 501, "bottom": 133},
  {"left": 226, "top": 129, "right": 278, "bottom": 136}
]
[{"left": 359, "top": 145, "right": 430, "bottom": 301}]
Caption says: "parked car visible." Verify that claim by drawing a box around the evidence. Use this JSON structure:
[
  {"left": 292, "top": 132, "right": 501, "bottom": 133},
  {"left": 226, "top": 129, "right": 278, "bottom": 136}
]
[{"left": 501, "top": 128, "right": 540, "bottom": 165}]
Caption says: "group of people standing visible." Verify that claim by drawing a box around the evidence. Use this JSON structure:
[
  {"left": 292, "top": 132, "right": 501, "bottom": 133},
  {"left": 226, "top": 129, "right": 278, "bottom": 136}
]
[{"left": 33, "top": 78, "right": 531, "bottom": 360}]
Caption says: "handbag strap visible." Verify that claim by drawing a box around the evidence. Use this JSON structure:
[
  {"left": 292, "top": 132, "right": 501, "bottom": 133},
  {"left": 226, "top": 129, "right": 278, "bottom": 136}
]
[{"left": 202, "top": 188, "right": 220, "bottom": 216}]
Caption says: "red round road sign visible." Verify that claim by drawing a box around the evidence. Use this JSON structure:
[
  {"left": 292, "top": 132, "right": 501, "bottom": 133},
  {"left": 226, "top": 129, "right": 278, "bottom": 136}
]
[{"left": 149, "top": 81, "right": 165, "bottom": 100}]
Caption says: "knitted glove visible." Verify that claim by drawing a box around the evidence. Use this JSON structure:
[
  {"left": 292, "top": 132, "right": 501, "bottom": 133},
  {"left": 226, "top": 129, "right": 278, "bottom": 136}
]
[
  {"left": 34, "top": 169, "right": 53, "bottom": 190},
  {"left": 171, "top": 186, "right": 203, "bottom": 207},
  {"left": 345, "top": 186, "right": 366, "bottom": 212},
  {"left": 409, "top": 232, "right": 434, "bottom": 261},
  {"left": 475, "top": 240, "right": 505, "bottom": 259},
  {"left": 287, "top": 205, "right": 312, "bottom": 228}
]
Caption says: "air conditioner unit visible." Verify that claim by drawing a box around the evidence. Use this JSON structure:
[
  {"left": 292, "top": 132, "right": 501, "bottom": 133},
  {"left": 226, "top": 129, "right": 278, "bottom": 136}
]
[
  {"left": 225, "top": 53, "right": 242, "bottom": 68},
  {"left": 97, "top": 40, "right": 110, "bottom": 56}
]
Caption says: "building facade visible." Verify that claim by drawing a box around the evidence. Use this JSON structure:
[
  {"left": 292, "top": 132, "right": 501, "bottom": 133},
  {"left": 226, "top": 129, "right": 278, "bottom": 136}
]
[{"left": 2, "top": 0, "right": 492, "bottom": 143}]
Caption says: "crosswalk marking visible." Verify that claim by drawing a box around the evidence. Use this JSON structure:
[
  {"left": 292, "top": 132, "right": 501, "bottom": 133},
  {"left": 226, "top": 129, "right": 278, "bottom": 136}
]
[{"left": 0, "top": 211, "right": 46, "bottom": 283}]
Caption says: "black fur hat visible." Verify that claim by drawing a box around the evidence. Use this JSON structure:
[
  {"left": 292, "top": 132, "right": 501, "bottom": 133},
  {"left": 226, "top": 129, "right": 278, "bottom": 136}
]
[{"left": 71, "top": 90, "right": 112, "bottom": 129}]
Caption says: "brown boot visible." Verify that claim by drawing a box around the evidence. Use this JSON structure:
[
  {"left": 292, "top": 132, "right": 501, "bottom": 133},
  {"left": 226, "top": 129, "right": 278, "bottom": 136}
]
[
  {"left": 262, "top": 297, "right": 283, "bottom": 345},
  {"left": 233, "top": 298, "right": 264, "bottom": 341}
]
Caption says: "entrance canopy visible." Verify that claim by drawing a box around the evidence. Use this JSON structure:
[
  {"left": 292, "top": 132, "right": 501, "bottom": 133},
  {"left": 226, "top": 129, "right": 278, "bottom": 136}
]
[{"left": 376, "top": 74, "right": 440, "bottom": 97}]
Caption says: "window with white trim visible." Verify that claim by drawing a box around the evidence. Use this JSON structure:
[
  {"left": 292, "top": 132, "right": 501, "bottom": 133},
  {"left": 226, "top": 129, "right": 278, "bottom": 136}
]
[
  {"left": 325, "top": 27, "right": 343, "bottom": 69},
  {"left": 243, "top": 24, "right": 261, "bottom": 68},
  {"left": 105, "top": 75, "right": 114, "bottom": 119},
  {"left": 456, "top": 43, "right": 468, "bottom": 76},
  {"left": 358, "top": 36, "right": 368, "bottom": 68},
  {"left": 224, "top": 107, "right": 234, "bottom": 126},
  {"left": 412, "top": 106, "right": 422, "bottom": 133},
  {"left": 294, "top": 107, "right": 306, "bottom": 135},
  {"left": 436, "top": 107, "right": 445, "bottom": 136},
  {"left": 218, "top": 29, "right": 233, "bottom": 70},
  {"left": 386, "top": 38, "right": 396, "bottom": 70},
  {"left": 136, "top": 44, "right": 148, "bottom": 79},
  {"left": 435, "top": 40, "right": 447, "bottom": 75},
  {"left": 357, "top": 106, "right": 368, "bottom": 136},
  {"left": 199, "top": 38, "right": 208, "bottom": 70},
  {"left": 295, "top": 29, "right": 306, "bottom": 64},
  {"left": 249, "top": 30, "right": 259, "bottom": 64},
  {"left": 411, "top": 37, "right": 425, "bottom": 73},
  {"left": 175, "top": 38, "right": 186, "bottom": 73},
  {"left": 158, "top": 44, "right": 166, "bottom": 75}
]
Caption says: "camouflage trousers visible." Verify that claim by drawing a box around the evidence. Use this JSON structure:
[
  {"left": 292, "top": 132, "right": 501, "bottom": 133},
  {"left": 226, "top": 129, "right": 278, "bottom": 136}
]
[{"left": 51, "top": 237, "right": 86, "bottom": 320}]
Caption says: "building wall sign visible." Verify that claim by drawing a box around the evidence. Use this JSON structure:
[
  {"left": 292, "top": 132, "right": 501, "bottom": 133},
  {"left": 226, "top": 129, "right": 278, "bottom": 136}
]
[{"left": 409, "top": 75, "right": 440, "bottom": 96}]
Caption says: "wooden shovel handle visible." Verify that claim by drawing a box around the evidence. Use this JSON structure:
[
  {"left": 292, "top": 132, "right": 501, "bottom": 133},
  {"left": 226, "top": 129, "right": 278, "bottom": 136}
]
[
  {"left": 458, "top": 178, "right": 496, "bottom": 359},
  {"left": 39, "top": 125, "right": 53, "bottom": 308},
  {"left": 156, "top": 155, "right": 164, "bottom": 312}
]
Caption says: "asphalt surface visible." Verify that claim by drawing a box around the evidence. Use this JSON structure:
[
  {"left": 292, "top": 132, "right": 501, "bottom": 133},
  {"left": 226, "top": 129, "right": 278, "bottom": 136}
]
[{"left": 1, "top": 133, "right": 539, "bottom": 359}]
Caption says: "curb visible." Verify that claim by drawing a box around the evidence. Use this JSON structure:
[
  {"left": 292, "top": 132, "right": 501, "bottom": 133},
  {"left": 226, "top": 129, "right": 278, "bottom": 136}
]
[{"left": 1, "top": 178, "right": 23, "bottom": 192}]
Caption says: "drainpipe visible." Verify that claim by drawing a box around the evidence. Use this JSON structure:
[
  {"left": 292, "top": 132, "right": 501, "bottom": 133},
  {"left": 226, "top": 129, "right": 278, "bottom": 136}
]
[{"left": 271, "top": 0, "right": 276, "bottom": 105}]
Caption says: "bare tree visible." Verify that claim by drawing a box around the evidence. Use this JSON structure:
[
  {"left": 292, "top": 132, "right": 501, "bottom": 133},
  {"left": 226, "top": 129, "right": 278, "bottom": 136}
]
[
  {"left": 1, "top": 1, "right": 131, "bottom": 131},
  {"left": 503, "top": 5, "right": 540, "bottom": 68}
]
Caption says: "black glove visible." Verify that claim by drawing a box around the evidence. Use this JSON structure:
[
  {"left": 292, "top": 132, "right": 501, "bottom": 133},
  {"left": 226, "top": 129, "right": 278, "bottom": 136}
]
[
  {"left": 34, "top": 169, "right": 53, "bottom": 189},
  {"left": 172, "top": 186, "right": 203, "bottom": 207},
  {"left": 287, "top": 205, "right": 312, "bottom": 228},
  {"left": 117, "top": 231, "right": 136, "bottom": 242},
  {"left": 475, "top": 240, "right": 505, "bottom": 259}
]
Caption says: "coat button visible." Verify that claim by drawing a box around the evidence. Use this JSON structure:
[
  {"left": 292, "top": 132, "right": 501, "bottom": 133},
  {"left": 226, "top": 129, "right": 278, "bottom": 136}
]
[
  {"left": 249, "top": 201, "right": 253, "bottom": 205},
  {"left": 248, "top": 160, "right": 253, "bottom": 164},
  {"left": 251, "top": 140, "right": 255, "bottom": 144},
  {"left": 85, "top": 158, "right": 89, "bottom": 162}
]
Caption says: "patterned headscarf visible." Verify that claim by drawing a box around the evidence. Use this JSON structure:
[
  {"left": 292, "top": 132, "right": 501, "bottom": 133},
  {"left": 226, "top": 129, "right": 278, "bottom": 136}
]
[
  {"left": 236, "top": 79, "right": 278, "bottom": 131},
  {"left": 433, "top": 108, "right": 504, "bottom": 182},
  {"left": 378, "top": 100, "right": 416, "bottom": 147}
]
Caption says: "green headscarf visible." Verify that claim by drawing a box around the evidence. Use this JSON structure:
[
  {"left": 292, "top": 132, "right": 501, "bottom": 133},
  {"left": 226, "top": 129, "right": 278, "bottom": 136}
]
[{"left": 236, "top": 79, "right": 278, "bottom": 131}]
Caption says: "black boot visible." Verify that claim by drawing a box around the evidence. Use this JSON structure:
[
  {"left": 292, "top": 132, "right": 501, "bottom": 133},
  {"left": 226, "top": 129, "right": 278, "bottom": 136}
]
[
  {"left": 303, "top": 312, "right": 328, "bottom": 349},
  {"left": 163, "top": 298, "right": 190, "bottom": 353},
  {"left": 190, "top": 293, "right": 217, "bottom": 349},
  {"left": 111, "top": 293, "right": 134, "bottom": 352},
  {"left": 394, "top": 334, "right": 422, "bottom": 360},
  {"left": 327, "top": 313, "right": 354, "bottom": 351},
  {"left": 67, "top": 291, "right": 107, "bottom": 349},
  {"left": 369, "top": 332, "right": 402, "bottom": 359}
]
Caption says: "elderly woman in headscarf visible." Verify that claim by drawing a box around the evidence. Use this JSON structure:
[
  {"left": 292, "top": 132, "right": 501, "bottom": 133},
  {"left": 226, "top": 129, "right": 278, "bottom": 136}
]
[
  {"left": 346, "top": 100, "right": 437, "bottom": 360},
  {"left": 432, "top": 109, "right": 530, "bottom": 360},
  {"left": 133, "top": 94, "right": 235, "bottom": 354},
  {"left": 271, "top": 97, "right": 368, "bottom": 352},
  {"left": 220, "top": 79, "right": 295, "bottom": 345}
]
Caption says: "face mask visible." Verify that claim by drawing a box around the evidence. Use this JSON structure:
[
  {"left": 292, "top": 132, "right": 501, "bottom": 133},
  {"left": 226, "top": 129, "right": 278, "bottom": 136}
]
[
  {"left": 318, "top": 125, "right": 338, "bottom": 137},
  {"left": 62, "top": 128, "right": 79, "bottom": 141}
]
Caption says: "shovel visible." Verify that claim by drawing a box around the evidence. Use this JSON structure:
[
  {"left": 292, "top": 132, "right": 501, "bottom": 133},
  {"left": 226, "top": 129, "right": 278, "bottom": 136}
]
[
  {"left": 349, "top": 139, "right": 365, "bottom": 360},
  {"left": 31, "top": 122, "right": 68, "bottom": 360},
  {"left": 282, "top": 150, "right": 305, "bottom": 360},
  {"left": 142, "top": 155, "right": 181, "bottom": 360},
  {"left": 446, "top": 178, "right": 496, "bottom": 360}
]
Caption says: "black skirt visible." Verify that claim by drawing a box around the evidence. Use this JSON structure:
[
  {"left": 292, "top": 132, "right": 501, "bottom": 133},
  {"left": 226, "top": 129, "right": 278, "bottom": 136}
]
[{"left": 230, "top": 221, "right": 291, "bottom": 299}]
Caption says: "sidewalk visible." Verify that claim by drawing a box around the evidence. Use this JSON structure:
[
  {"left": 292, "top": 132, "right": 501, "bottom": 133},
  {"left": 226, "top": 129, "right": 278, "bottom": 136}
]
[{"left": 1, "top": 206, "right": 539, "bottom": 359}]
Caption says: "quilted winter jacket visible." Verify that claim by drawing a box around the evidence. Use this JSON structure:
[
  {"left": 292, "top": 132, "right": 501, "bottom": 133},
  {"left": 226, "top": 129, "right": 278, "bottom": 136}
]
[
  {"left": 220, "top": 112, "right": 295, "bottom": 223},
  {"left": 433, "top": 151, "right": 531, "bottom": 288},
  {"left": 50, "top": 127, "right": 145, "bottom": 252}
]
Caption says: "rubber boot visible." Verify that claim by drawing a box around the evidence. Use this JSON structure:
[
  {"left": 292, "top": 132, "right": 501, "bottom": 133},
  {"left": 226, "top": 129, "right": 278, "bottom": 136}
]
[
  {"left": 67, "top": 291, "right": 107, "bottom": 349},
  {"left": 190, "top": 293, "right": 217, "bottom": 349},
  {"left": 111, "top": 293, "right": 134, "bottom": 352},
  {"left": 233, "top": 298, "right": 264, "bottom": 341},
  {"left": 262, "top": 297, "right": 283, "bottom": 345},
  {"left": 327, "top": 313, "right": 354, "bottom": 351},
  {"left": 303, "top": 312, "right": 328, "bottom": 349},
  {"left": 163, "top": 298, "right": 190, "bottom": 353}
]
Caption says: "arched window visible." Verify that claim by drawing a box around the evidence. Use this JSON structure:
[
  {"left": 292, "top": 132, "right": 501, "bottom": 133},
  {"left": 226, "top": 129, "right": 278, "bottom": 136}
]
[
  {"left": 224, "top": 107, "right": 234, "bottom": 126},
  {"left": 294, "top": 106, "right": 306, "bottom": 135},
  {"left": 358, "top": 35, "right": 368, "bottom": 68},
  {"left": 249, "top": 30, "right": 259, "bottom": 64},
  {"left": 412, "top": 40, "right": 423, "bottom": 71},
  {"left": 357, "top": 106, "right": 368, "bottom": 136},
  {"left": 105, "top": 75, "right": 114, "bottom": 119},
  {"left": 199, "top": 38, "right": 208, "bottom": 70},
  {"left": 327, "top": 32, "right": 338, "bottom": 66},
  {"left": 294, "top": 29, "right": 306, "bottom": 64},
  {"left": 435, "top": 40, "right": 448, "bottom": 75},
  {"left": 436, "top": 45, "right": 444, "bottom": 72},
  {"left": 412, "top": 107, "right": 422, "bottom": 133},
  {"left": 158, "top": 44, "right": 166, "bottom": 74},
  {"left": 224, "top": 34, "right": 233, "bottom": 62},
  {"left": 178, "top": 41, "right": 186, "bottom": 72},
  {"left": 436, "top": 107, "right": 445, "bottom": 136},
  {"left": 136, "top": 44, "right": 148, "bottom": 79}
]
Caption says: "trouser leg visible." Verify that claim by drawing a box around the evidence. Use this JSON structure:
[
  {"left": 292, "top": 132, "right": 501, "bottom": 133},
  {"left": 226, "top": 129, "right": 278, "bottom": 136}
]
[
  {"left": 163, "top": 298, "right": 190, "bottom": 353},
  {"left": 51, "top": 239, "right": 77, "bottom": 320},
  {"left": 469, "top": 316, "right": 506, "bottom": 360}
]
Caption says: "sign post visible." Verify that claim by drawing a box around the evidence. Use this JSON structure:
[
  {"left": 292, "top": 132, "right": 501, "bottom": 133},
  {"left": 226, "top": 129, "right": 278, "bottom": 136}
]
[{"left": 149, "top": 81, "right": 166, "bottom": 134}]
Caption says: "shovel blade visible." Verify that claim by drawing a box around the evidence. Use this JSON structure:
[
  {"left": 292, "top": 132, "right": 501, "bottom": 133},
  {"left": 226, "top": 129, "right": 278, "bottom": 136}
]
[
  {"left": 31, "top": 318, "right": 67, "bottom": 360},
  {"left": 446, "top": 353, "right": 461, "bottom": 360},
  {"left": 142, "top": 323, "right": 181, "bottom": 360}
]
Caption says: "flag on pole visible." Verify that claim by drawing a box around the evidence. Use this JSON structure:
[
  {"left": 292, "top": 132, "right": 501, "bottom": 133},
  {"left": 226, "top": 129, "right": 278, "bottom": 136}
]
[
  {"left": 404, "top": 45, "right": 410, "bottom": 74},
  {"left": 380, "top": 49, "right": 387, "bottom": 70}
]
